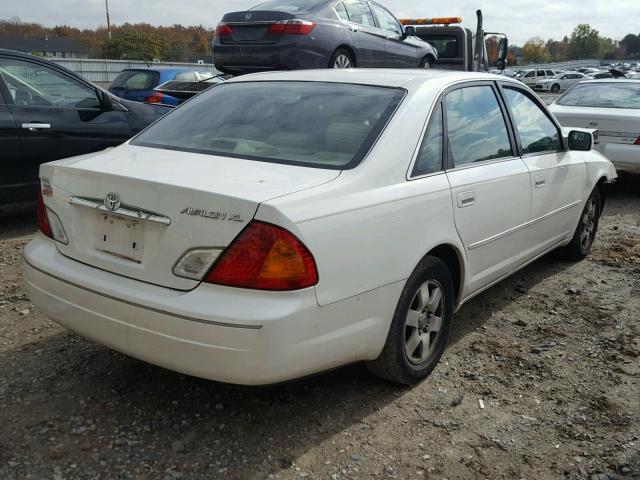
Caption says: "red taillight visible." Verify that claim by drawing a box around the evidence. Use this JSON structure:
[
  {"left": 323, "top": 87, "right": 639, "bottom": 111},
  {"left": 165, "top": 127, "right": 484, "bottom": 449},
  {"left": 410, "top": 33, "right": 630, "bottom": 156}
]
[
  {"left": 144, "top": 92, "right": 164, "bottom": 103},
  {"left": 206, "top": 221, "right": 318, "bottom": 291},
  {"left": 634, "top": 136, "right": 640, "bottom": 145},
  {"left": 37, "top": 185, "right": 53, "bottom": 239},
  {"left": 215, "top": 23, "right": 234, "bottom": 37},
  {"left": 268, "top": 19, "right": 316, "bottom": 35}
]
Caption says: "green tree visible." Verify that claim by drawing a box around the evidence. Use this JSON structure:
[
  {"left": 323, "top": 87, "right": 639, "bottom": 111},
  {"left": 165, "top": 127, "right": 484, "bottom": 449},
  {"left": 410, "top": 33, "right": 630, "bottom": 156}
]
[
  {"left": 620, "top": 33, "right": 640, "bottom": 56},
  {"left": 523, "top": 37, "right": 549, "bottom": 63},
  {"left": 568, "top": 24, "right": 600, "bottom": 59},
  {"left": 101, "top": 25, "right": 168, "bottom": 61}
]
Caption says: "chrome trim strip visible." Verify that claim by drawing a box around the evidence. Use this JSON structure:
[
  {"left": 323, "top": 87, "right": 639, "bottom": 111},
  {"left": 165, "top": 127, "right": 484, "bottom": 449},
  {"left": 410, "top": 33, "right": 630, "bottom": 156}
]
[
  {"left": 69, "top": 196, "right": 171, "bottom": 226},
  {"left": 23, "top": 256, "right": 263, "bottom": 330},
  {"left": 468, "top": 200, "right": 582, "bottom": 251}
]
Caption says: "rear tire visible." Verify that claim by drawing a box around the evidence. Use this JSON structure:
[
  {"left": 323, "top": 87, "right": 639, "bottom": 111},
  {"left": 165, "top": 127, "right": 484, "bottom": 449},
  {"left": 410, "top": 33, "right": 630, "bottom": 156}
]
[
  {"left": 551, "top": 83, "right": 560, "bottom": 93},
  {"left": 367, "top": 256, "right": 454, "bottom": 385},
  {"left": 420, "top": 56, "right": 432, "bottom": 69},
  {"left": 557, "top": 187, "right": 601, "bottom": 261},
  {"left": 330, "top": 48, "right": 355, "bottom": 69}
]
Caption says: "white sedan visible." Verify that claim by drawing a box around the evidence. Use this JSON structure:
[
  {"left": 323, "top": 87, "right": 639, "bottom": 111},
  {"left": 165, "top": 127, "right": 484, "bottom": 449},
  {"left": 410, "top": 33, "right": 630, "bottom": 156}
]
[
  {"left": 534, "top": 71, "right": 588, "bottom": 92},
  {"left": 549, "top": 79, "right": 640, "bottom": 174},
  {"left": 24, "top": 70, "right": 616, "bottom": 385}
]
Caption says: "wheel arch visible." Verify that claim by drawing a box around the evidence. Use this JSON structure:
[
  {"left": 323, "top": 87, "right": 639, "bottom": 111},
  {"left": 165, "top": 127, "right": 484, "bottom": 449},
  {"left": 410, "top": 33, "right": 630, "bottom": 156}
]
[
  {"left": 421, "top": 243, "right": 465, "bottom": 305},
  {"left": 333, "top": 44, "right": 358, "bottom": 67}
]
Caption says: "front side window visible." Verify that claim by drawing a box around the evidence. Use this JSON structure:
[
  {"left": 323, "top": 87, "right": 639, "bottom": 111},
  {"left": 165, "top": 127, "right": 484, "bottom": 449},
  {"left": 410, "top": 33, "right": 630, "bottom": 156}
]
[
  {"left": 445, "top": 86, "right": 512, "bottom": 167},
  {"left": 413, "top": 104, "right": 443, "bottom": 176},
  {"left": 0, "top": 57, "right": 100, "bottom": 108},
  {"left": 132, "top": 81, "right": 405, "bottom": 170},
  {"left": 556, "top": 83, "right": 640, "bottom": 109},
  {"left": 343, "top": 0, "right": 375, "bottom": 27},
  {"left": 525, "top": 71, "right": 534, "bottom": 78},
  {"left": 504, "top": 88, "right": 560, "bottom": 154},
  {"left": 370, "top": 3, "right": 402, "bottom": 35}
]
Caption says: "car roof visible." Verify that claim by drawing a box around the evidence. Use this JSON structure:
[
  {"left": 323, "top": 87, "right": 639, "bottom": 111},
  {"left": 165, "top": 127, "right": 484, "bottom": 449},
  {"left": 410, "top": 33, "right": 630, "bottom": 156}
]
[
  {"left": 226, "top": 68, "right": 519, "bottom": 90},
  {"left": 581, "top": 78, "right": 640, "bottom": 84}
]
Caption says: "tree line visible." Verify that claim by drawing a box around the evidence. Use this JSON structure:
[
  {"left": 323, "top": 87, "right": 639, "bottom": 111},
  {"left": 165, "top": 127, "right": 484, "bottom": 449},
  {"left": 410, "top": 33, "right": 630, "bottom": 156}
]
[{"left": 515, "top": 24, "right": 640, "bottom": 65}]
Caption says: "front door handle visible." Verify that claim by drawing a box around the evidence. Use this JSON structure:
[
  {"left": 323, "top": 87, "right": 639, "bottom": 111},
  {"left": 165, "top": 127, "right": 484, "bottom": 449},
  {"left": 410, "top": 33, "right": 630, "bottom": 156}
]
[
  {"left": 22, "top": 123, "right": 51, "bottom": 131},
  {"left": 457, "top": 191, "right": 475, "bottom": 207},
  {"left": 535, "top": 175, "right": 546, "bottom": 188}
]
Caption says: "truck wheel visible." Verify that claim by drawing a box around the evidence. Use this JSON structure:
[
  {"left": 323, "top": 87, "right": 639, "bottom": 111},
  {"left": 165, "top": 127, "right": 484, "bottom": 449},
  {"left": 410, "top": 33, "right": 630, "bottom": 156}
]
[
  {"left": 558, "top": 187, "right": 601, "bottom": 261},
  {"left": 367, "top": 256, "right": 454, "bottom": 385},
  {"left": 551, "top": 83, "right": 560, "bottom": 93},
  {"left": 420, "top": 56, "right": 432, "bottom": 69},
  {"left": 330, "top": 49, "right": 355, "bottom": 69}
]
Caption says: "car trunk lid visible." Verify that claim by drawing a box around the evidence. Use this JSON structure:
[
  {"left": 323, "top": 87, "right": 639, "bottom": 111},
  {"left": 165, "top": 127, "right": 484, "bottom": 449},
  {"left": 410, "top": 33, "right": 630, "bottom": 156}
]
[
  {"left": 42, "top": 144, "right": 340, "bottom": 290},
  {"left": 553, "top": 106, "right": 640, "bottom": 146}
]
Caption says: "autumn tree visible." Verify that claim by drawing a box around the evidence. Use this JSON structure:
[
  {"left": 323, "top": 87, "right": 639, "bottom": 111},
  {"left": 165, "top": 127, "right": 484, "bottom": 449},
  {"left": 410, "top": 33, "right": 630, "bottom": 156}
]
[{"left": 523, "top": 37, "right": 549, "bottom": 63}]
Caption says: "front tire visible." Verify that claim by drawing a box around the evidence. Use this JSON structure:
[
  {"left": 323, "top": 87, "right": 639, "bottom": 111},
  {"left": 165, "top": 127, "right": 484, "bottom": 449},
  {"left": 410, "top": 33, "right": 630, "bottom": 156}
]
[
  {"left": 551, "top": 83, "right": 561, "bottom": 93},
  {"left": 330, "top": 48, "right": 355, "bottom": 69},
  {"left": 420, "top": 56, "right": 432, "bottom": 69},
  {"left": 558, "top": 187, "right": 601, "bottom": 261},
  {"left": 367, "top": 256, "right": 454, "bottom": 385}
]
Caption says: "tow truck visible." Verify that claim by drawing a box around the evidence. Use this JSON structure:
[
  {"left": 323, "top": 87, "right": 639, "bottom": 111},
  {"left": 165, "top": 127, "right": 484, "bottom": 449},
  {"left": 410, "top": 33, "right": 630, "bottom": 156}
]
[{"left": 400, "top": 10, "right": 508, "bottom": 72}]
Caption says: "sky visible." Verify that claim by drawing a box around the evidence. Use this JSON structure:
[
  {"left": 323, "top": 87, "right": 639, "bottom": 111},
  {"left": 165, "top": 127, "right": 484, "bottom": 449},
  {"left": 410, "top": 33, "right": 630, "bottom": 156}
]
[{"left": 5, "top": 0, "right": 640, "bottom": 45}]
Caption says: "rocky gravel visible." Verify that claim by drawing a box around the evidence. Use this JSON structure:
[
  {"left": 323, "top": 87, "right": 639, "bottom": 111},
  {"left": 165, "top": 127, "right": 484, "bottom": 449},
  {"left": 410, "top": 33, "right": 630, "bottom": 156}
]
[{"left": 0, "top": 176, "right": 638, "bottom": 480}]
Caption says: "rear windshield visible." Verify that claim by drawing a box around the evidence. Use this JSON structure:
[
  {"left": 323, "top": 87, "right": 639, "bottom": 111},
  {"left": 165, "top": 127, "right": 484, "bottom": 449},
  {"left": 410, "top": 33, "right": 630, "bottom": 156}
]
[
  {"left": 251, "top": 0, "right": 325, "bottom": 13},
  {"left": 131, "top": 81, "right": 405, "bottom": 169},
  {"left": 110, "top": 70, "right": 159, "bottom": 91},
  {"left": 557, "top": 82, "right": 640, "bottom": 109}
]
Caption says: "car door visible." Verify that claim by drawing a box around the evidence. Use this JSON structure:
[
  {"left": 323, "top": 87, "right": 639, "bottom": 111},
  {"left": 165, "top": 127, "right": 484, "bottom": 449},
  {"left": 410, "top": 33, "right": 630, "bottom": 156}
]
[
  {"left": 0, "top": 87, "right": 22, "bottom": 204},
  {"left": 443, "top": 83, "right": 533, "bottom": 294},
  {"left": 500, "top": 84, "right": 586, "bottom": 253},
  {"left": 369, "top": 2, "right": 416, "bottom": 67},
  {"left": 343, "top": 0, "right": 386, "bottom": 66},
  {"left": 0, "top": 55, "right": 133, "bottom": 194}
]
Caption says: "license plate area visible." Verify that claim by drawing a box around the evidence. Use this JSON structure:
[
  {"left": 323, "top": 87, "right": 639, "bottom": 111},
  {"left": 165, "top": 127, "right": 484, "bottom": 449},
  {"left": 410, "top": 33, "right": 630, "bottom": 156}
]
[{"left": 97, "top": 214, "right": 145, "bottom": 263}]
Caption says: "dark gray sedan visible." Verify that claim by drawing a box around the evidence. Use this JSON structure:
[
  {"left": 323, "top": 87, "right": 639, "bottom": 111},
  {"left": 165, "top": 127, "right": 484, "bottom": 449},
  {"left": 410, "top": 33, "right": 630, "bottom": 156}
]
[{"left": 212, "top": 0, "right": 438, "bottom": 74}]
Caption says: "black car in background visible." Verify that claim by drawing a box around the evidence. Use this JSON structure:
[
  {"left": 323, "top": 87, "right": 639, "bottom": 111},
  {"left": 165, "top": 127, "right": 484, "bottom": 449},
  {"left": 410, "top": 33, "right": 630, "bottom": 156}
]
[
  {"left": 213, "top": 0, "right": 438, "bottom": 74},
  {"left": 0, "top": 49, "right": 169, "bottom": 207}
]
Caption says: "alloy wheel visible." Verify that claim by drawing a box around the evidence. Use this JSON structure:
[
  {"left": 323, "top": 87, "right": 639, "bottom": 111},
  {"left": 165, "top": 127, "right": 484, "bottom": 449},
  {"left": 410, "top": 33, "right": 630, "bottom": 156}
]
[
  {"left": 580, "top": 196, "right": 598, "bottom": 251},
  {"left": 333, "top": 54, "right": 353, "bottom": 69},
  {"left": 404, "top": 280, "right": 445, "bottom": 364}
]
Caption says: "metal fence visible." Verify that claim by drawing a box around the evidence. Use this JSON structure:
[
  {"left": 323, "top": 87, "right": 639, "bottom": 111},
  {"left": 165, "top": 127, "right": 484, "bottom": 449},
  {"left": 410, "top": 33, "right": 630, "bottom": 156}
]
[
  {"left": 48, "top": 58, "right": 220, "bottom": 86},
  {"left": 523, "top": 59, "right": 603, "bottom": 71}
]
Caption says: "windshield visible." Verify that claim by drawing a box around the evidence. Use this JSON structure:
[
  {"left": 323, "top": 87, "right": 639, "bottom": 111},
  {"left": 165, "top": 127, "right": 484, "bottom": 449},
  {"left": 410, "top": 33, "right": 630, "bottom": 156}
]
[
  {"left": 131, "top": 81, "right": 405, "bottom": 169},
  {"left": 556, "top": 82, "right": 640, "bottom": 109},
  {"left": 251, "top": 0, "right": 325, "bottom": 13},
  {"left": 551, "top": 73, "right": 565, "bottom": 79}
]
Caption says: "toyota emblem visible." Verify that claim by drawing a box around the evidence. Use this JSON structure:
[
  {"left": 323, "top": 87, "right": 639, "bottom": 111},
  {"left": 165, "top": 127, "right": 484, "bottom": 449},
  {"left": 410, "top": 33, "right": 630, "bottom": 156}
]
[{"left": 104, "top": 192, "right": 121, "bottom": 212}]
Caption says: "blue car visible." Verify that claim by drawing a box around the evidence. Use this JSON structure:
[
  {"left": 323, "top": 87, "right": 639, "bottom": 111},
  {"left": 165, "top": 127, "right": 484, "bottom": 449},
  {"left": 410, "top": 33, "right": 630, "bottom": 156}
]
[{"left": 108, "top": 67, "right": 213, "bottom": 105}]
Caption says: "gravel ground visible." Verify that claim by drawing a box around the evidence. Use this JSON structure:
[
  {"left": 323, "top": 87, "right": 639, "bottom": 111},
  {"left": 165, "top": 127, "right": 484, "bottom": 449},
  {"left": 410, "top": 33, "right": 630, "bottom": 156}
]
[{"left": 1, "top": 174, "right": 639, "bottom": 480}]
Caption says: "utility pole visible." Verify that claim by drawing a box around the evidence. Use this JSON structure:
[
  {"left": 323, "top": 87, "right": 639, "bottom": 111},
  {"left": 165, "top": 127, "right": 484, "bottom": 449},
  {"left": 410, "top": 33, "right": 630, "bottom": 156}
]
[{"left": 105, "top": 0, "right": 112, "bottom": 39}]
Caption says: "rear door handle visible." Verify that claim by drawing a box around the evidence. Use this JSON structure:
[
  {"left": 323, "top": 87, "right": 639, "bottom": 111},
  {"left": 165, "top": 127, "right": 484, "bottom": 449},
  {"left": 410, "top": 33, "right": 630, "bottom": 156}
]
[
  {"left": 457, "top": 191, "right": 475, "bottom": 207},
  {"left": 535, "top": 175, "right": 546, "bottom": 188},
  {"left": 22, "top": 123, "right": 51, "bottom": 131}
]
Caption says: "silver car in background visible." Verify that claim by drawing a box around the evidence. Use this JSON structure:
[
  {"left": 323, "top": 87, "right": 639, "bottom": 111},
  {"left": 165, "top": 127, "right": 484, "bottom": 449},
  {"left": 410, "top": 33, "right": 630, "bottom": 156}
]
[
  {"left": 549, "top": 80, "right": 640, "bottom": 174},
  {"left": 534, "top": 71, "right": 588, "bottom": 92}
]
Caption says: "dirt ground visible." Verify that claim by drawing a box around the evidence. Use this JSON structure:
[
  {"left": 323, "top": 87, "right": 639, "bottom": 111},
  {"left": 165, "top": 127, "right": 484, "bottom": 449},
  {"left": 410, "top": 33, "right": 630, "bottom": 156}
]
[{"left": 0, "top": 174, "right": 639, "bottom": 480}]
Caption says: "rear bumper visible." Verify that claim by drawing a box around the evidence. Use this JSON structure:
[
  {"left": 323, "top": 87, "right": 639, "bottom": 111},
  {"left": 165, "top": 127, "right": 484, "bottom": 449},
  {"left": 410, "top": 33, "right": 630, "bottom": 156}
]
[
  {"left": 213, "top": 40, "right": 331, "bottom": 73},
  {"left": 23, "top": 236, "right": 399, "bottom": 385},
  {"left": 597, "top": 142, "right": 640, "bottom": 174}
]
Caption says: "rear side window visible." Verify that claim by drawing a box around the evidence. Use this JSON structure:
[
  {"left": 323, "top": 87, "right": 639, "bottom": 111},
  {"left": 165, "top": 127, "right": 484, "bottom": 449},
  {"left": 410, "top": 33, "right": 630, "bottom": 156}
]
[
  {"left": 343, "top": 0, "right": 375, "bottom": 27},
  {"left": 110, "top": 70, "right": 158, "bottom": 91},
  {"left": 445, "top": 86, "right": 512, "bottom": 166},
  {"left": 334, "top": 1, "right": 349, "bottom": 20},
  {"left": 132, "top": 81, "right": 405, "bottom": 170},
  {"left": 503, "top": 88, "right": 560, "bottom": 154},
  {"left": 412, "top": 104, "right": 443, "bottom": 176}
]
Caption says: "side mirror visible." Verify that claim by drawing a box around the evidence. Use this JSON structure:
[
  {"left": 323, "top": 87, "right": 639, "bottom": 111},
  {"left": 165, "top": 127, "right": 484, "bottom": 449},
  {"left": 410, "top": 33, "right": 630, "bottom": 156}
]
[
  {"left": 99, "top": 91, "right": 127, "bottom": 112},
  {"left": 568, "top": 130, "right": 593, "bottom": 151},
  {"left": 498, "top": 37, "right": 508, "bottom": 63},
  {"left": 403, "top": 25, "right": 416, "bottom": 39}
]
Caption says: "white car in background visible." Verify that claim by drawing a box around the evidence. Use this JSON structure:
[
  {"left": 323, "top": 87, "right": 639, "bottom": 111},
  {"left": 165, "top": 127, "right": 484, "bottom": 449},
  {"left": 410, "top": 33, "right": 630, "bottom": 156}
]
[
  {"left": 515, "top": 68, "right": 559, "bottom": 86},
  {"left": 534, "top": 71, "right": 588, "bottom": 92},
  {"left": 24, "top": 70, "right": 615, "bottom": 386},
  {"left": 550, "top": 79, "right": 640, "bottom": 174}
]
